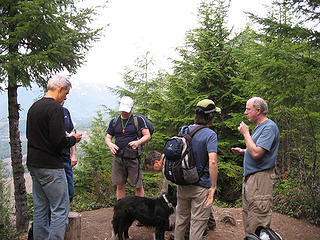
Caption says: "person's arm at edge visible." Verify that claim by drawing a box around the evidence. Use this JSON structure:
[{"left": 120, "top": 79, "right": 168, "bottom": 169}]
[
  {"left": 70, "top": 144, "right": 77, "bottom": 167},
  {"left": 105, "top": 134, "right": 119, "bottom": 154},
  {"left": 205, "top": 152, "right": 218, "bottom": 207}
]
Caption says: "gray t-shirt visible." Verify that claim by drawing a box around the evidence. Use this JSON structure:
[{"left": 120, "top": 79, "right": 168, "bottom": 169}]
[{"left": 244, "top": 119, "right": 280, "bottom": 176}]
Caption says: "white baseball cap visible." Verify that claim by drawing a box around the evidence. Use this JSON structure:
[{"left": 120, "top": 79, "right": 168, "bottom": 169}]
[{"left": 119, "top": 96, "right": 134, "bottom": 113}]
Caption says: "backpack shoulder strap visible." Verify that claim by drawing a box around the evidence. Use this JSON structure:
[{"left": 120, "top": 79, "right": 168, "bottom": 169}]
[
  {"left": 179, "top": 125, "right": 189, "bottom": 136},
  {"left": 189, "top": 125, "right": 207, "bottom": 137},
  {"left": 112, "top": 114, "right": 120, "bottom": 128},
  {"left": 133, "top": 114, "right": 142, "bottom": 138},
  {"left": 189, "top": 125, "right": 208, "bottom": 178},
  {"left": 133, "top": 114, "right": 139, "bottom": 131}
]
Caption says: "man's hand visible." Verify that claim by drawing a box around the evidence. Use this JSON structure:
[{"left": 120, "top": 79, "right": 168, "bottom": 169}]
[
  {"left": 205, "top": 187, "right": 215, "bottom": 207},
  {"left": 108, "top": 143, "right": 119, "bottom": 155},
  {"left": 238, "top": 121, "right": 250, "bottom": 136},
  {"left": 231, "top": 147, "right": 245, "bottom": 155},
  {"left": 70, "top": 155, "right": 77, "bottom": 167},
  {"left": 71, "top": 132, "right": 82, "bottom": 143},
  {"left": 128, "top": 140, "right": 140, "bottom": 149},
  {"left": 105, "top": 134, "right": 119, "bottom": 154}
]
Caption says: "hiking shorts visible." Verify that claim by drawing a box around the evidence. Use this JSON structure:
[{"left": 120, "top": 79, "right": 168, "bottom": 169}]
[{"left": 111, "top": 154, "right": 143, "bottom": 188}]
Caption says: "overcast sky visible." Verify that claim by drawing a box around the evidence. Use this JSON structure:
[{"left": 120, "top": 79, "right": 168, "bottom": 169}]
[{"left": 70, "top": 0, "right": 272, "bottom": 88}]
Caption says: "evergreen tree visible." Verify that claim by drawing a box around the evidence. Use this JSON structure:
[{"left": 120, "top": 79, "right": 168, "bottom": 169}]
[
  {"left": 233, "top": 0, "right": 320, "bottom": 223},
  {"left": 161, "top": 0, "right": 243, "bottom": 201},
  {"left": 0, "top": 0, "right": 102, "bottom": 231},
  {"left": 109, "top": 52, "right": 168, "bottom": 151},
  {"left": 73, "top": 111, "right": 116, "bottom": 209}
]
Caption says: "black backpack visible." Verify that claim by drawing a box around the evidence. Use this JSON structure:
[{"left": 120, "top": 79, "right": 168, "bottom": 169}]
[
  {"left": 255, "top": 226, "right": 283, "bottom": 240},
  {"left": 163, "top": 125, "right": 207, "bottom": 185},
  {"left": 244, "top": 226, "right": 283, "bottom": 240},
  {"left": 244, "top": 233, "right": 261, "bottom": 240}
]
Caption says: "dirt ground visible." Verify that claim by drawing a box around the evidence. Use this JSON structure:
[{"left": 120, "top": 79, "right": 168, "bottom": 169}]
[
  {"left": 14, "top": 174, "right": 320, "bottom": 239},
  {"left": 77, "top": 206, "right": 320, "bottom": 240}
]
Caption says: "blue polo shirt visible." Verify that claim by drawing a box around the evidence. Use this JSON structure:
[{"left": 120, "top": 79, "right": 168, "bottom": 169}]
[
  {"left": 185, "top": 125, "right": 218, "bottom": 188},
  {"left": 244, "top": 119, "right": 280, "bottom": 177}
]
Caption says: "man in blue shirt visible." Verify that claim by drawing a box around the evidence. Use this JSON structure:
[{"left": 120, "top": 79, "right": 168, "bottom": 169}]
[
  {"left": 105, "top": 96, "right": 151, "bottom": 200},
  {"left": 174, "top": 99, "right": 220, "bottom": 240},
  {"left": 232, "top": 97, "right": 280, "bottom": 236},
  {"left": 61, "top": 100, "right": 77, "bottom": 203}
]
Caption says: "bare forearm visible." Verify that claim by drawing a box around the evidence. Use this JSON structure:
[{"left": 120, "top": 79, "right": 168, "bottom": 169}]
[
  {"left": 209, "top": 158, "right": 218, "bottom": 192},
  {"left": 243, "top": 132, "right": 265, "bottom": 159}
]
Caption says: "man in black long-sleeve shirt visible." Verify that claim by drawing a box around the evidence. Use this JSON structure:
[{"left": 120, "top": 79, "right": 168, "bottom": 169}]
[{"left": 27, "top": 75, "right": 82, "bottom": 240}]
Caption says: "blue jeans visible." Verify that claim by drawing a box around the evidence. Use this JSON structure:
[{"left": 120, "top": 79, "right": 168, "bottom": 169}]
[
  {"left": 28, "top": 167, "right": 70, "bottom": 240},
  {"left": 64, "top": 161, "right": 74, "bottom": 202}
]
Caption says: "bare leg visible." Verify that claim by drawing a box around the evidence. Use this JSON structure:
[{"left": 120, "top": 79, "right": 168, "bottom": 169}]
[
  {"left": 135, "top": 186, "right": 144, "bottom": 197},
  {"left": 117, "top": 184, "right": 126, "bottom": 200}
]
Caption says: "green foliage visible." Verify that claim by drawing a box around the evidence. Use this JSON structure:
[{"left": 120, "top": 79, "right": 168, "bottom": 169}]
[
  {"left": 72, "top": 0, "right": 320, "bottom": 227},
  {"left": 274, "top": 175, "right": 320, "bottom": 226},
  {"left": 0, "top": 162, "right": 16, "bottom": 239},
  {"left": 216, "top": 161, "right": 243, "bottom": 203},
  {"left": 107, "top": 0, "right": 245, "bottom": 203},
  {"left": 142, "top": 170, "right": 163, "bottom": 198},
  {"left": 233, "top": 1, "right": 320, "bottom": 218},
  {"left": 163, "top": 0, "right": 244, "bottom": 201},
  {"left": 72, "top": 111, "right": 115, "bottom": 211},
  {"left": 26, "top": 193, "right": 33, "bottom": 222},
  {"left": 0, "top": 0, "right": 103, "bottom": 87},
  {"left": 1, "top": 0, "right": 103, "bottom": 231},
  {"left": 72, "top": 109, "right": 166, "bottom": 211}
]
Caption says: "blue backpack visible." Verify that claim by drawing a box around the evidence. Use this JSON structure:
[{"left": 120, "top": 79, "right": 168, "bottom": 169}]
[{"left": 163, "top": 125, "right": 207, "bottom": 185}]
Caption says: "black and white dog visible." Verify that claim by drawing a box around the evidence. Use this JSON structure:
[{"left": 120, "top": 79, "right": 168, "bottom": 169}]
[{"left": 111, "top": 185, "right": 177, "bottom": 240}]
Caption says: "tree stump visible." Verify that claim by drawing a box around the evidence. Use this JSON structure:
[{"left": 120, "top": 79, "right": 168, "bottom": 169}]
[{"left": 65, "top": 212, "right": 81, "bottom": 240}]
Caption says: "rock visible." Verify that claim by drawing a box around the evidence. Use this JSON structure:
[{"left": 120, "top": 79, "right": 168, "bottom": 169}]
[{"left": 218, "top": 210, "right": 236, "bottom": 226}]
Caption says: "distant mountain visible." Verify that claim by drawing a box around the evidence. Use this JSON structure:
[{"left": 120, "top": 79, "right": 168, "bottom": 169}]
[{"left": 0, "top": 82, "right": 118, "bottom": 123}]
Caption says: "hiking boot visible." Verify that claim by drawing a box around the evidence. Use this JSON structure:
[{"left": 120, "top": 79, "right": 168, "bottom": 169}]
[
  {"left": 208, "top": 212, "right": 216, "bottom": 230},
  {"left": 203, "top": 228, "right": 209, "bottom": 238}
]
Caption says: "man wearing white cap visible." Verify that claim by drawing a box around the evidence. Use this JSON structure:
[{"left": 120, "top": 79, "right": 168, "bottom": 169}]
[{"left": 105, "top": 96, "right": 151, "bottom": 199}]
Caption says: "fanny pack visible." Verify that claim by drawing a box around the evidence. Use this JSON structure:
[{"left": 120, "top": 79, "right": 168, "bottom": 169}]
[{"left": 122, "top": 146, "right": 140, "bottom": 159}]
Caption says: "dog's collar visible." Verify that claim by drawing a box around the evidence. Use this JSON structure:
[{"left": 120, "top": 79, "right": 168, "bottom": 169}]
[{"left": 162, "top": 194, "right": 174, "bottom": 209}]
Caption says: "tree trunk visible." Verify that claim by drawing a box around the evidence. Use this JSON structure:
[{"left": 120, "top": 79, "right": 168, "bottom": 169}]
[
  {"left": 65, "top": 212, "right": 82, "bottom": 240},
  {"left": 7, "top": 85, "right": 29, "bottom": 232}
]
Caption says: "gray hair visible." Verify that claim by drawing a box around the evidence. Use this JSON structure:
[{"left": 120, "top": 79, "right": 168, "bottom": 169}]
[
  {"left": 250, "top": 97, "right": 268, "bottom": 115},
  {"left": 47, "top": 75, "right": 72, "bottom": 90}
]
